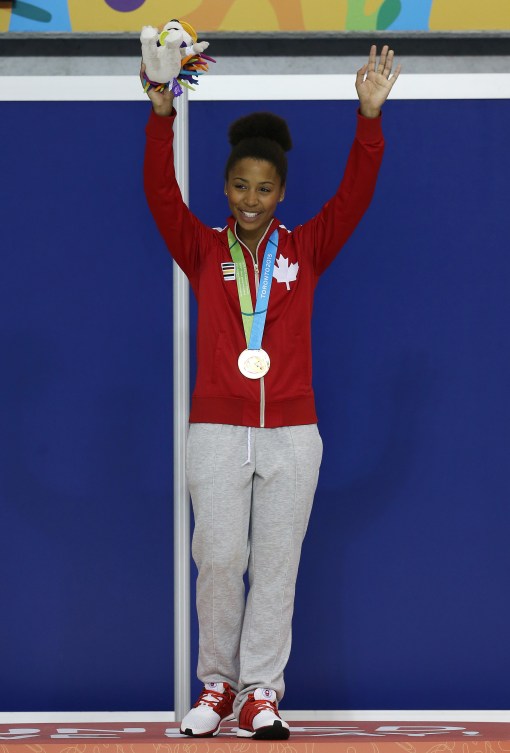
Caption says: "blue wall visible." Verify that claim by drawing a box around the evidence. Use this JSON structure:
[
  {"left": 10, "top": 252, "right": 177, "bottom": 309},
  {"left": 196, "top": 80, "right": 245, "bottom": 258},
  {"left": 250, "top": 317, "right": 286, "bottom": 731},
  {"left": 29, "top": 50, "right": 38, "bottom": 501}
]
[
  {"left": 1, "top": 97, "right": 509, "bottom": 710},
  {"left": 188, "top": 98, "right": 510, "bottom": 710},
  {"left": 1, "top": 103, "right": 174, "bottom": 711}
]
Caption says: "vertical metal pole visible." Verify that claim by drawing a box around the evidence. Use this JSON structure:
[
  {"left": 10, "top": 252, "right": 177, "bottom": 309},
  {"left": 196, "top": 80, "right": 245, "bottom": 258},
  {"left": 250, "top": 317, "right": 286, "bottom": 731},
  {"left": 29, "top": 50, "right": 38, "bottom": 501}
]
[{"left": 173, "top": 88, "right": 190, "bottom": 723}]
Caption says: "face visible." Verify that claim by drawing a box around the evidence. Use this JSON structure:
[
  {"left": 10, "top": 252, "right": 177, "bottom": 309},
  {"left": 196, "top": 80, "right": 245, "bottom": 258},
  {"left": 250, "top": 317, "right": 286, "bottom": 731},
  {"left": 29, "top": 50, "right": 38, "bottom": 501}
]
[
  {"left": 225, "top": 158, "right": 285, "bottom": 244},
  {"left": 162, "top": 20, "right": 193, "bottom": 46}
]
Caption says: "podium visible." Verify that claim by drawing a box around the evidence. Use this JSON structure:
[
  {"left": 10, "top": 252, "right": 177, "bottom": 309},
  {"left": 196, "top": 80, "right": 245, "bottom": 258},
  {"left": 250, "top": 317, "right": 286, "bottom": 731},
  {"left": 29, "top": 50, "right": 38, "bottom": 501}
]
[{"left": 2, "top": 721, "right": 509, "bottom": 752}]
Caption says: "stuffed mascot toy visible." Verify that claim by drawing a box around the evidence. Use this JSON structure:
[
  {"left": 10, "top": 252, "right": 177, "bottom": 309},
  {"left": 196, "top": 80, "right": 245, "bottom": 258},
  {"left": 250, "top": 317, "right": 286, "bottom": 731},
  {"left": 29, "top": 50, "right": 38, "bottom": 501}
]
[{"left": 140, "top": 19, "right": 214, "bottom": 96}]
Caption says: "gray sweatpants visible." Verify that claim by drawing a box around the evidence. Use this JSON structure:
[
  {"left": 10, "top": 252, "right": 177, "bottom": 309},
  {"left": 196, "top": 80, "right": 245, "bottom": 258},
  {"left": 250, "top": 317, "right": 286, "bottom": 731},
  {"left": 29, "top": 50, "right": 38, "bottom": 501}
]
[{"left": 186, "top": 423, "right": 323, "bottom": 718}]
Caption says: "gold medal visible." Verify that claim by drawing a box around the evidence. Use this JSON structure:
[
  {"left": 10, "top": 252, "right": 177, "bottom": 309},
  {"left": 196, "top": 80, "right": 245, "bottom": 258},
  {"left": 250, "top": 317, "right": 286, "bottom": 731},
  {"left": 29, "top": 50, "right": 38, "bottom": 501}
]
[{"left": 238, "top": 348, "right": 270, "bottom": 380}]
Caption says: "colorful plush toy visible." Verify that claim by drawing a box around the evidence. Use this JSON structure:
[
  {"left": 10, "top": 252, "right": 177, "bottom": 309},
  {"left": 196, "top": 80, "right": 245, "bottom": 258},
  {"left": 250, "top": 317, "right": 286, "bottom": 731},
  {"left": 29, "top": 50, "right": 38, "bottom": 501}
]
[{"left": 140, "top": 19, "right": 215, "bottom": 97}]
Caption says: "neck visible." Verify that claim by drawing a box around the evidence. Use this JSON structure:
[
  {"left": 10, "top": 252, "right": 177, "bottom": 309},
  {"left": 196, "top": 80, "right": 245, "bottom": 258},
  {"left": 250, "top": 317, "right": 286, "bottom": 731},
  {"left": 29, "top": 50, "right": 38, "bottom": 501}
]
[
  {"left": 238, "top": 233, "right": 258, "bottom": 258},
  {"left": 236, "top": 220, "right": 273, "bottom": 259}
]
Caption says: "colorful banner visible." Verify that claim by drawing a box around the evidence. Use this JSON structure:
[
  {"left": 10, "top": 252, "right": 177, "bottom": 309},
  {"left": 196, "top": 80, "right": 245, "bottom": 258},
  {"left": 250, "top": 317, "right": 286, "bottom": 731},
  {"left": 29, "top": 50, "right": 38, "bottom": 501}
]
[{"left": 1, "top": 1, "right": 509, "bottom": 35}]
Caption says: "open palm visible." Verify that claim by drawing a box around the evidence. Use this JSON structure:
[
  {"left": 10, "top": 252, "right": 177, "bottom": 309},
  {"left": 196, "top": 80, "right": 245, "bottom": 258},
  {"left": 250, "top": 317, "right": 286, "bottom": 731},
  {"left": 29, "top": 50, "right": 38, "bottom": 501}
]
[{"left": 356, "top": 45, "right": 401, "bottom": 118}]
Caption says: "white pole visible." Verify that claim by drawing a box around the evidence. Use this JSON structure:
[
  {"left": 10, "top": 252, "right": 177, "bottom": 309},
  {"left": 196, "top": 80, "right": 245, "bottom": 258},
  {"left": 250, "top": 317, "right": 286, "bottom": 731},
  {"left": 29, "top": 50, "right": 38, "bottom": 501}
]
[{"left": 172, "top": 87, "right": 191, "bottom": 723}]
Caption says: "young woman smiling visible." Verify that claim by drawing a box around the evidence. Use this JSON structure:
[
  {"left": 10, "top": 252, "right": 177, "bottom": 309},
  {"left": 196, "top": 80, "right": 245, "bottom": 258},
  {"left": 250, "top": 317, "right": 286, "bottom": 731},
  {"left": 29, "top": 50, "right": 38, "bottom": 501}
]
[
  {"left": 226, "top": 158, "right": 285, "bottom": 252},
  {"left": 142, "top": 44, "right": 400, "bottom": 740}
]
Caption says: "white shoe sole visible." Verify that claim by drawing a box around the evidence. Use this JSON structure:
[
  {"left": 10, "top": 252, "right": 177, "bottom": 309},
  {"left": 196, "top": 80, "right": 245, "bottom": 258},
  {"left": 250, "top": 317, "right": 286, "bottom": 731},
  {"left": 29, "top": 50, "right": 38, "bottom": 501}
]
[{"left": 180, "top": 713, "right": 236, "bottom": 737}]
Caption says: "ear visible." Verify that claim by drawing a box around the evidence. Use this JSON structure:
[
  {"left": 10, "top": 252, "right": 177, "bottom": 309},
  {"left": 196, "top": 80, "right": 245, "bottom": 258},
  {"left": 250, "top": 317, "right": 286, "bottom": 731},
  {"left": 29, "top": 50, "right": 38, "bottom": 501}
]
[
  {"left": 279, "top": 189, "right": 285, "bottom": 202},
  {"left": 224, "top": 181, "right": 228, "bottom": 196}
]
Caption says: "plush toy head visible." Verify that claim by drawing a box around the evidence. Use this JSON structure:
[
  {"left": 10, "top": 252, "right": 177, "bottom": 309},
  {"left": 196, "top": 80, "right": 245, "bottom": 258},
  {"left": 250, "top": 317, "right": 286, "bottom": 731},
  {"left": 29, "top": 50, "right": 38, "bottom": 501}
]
[{"left": 159, "top": 18, "right": 197, "bottom": 49}]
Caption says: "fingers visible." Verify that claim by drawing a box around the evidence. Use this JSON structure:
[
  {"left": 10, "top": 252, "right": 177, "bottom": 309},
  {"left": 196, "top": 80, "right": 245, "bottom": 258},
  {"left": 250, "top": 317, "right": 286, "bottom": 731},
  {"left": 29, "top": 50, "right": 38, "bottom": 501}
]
[
  {"left": 377, "top": 44, "right": 389, "bottom": 74},
  {"left": 369, "top": 45, "right": 400, "bottom": 81},
  {"left": 388, "top": 62, "right": 402, "bottom": 87},
  {"left": 356, "top": 63, "right": 368, "bottom": 87},
  {"left": 383, "top": 47, "right": 393, "bottom": 77},
  {"left": 367, "top": 43, "right": 377, "bottom": 73}
]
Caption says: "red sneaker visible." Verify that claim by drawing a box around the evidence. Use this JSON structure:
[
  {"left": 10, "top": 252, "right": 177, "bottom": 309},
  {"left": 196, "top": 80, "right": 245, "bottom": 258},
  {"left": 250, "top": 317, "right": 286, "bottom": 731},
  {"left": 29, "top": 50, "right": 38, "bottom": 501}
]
[
  {"left": 237, "top": 687, "right": 290, "bottom": 739},
  {"left": 180, "top": 682, "right": 236, "bottom": 737}
]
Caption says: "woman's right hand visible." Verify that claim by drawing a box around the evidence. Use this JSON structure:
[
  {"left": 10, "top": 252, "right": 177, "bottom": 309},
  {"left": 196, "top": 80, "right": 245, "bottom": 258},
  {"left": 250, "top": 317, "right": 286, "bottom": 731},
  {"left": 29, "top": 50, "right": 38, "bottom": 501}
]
[{"left": 140, "top": 62, "right": 174, "bottom": 117}]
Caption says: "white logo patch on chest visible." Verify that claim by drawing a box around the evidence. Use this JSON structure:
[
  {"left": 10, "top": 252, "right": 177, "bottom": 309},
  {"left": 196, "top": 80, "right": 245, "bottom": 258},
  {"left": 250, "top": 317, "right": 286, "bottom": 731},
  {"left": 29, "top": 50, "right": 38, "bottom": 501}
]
[
  {"left": 221, "top": 262, "right": 236, "bottom": 281},
  {"left": 273, "top": 255, "right": 299, "bottom": 290}
]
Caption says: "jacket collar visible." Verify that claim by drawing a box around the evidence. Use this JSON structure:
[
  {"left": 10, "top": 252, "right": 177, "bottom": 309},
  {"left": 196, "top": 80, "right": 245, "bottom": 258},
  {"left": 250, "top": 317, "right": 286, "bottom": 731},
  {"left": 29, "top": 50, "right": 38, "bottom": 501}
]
[{"left": 226, "top": 216, "right": 281, "bottom": 251}]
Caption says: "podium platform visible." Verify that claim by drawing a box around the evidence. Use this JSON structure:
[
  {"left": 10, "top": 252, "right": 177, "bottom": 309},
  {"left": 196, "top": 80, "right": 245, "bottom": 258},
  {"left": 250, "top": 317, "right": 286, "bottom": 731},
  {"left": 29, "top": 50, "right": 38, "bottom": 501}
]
[{"left": 1, "top": 721, "right": 509, "bottom": 753}]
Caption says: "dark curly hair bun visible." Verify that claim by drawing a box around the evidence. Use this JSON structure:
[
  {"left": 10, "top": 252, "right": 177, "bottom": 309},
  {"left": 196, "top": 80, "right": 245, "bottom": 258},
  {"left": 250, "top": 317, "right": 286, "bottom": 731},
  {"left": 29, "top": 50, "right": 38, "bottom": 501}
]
[
  {"left": 225, "top": 111, "right": 293, "bottom": 184},
  {"left": 228, "top": 112, "right": 292, "bottom": 152}
]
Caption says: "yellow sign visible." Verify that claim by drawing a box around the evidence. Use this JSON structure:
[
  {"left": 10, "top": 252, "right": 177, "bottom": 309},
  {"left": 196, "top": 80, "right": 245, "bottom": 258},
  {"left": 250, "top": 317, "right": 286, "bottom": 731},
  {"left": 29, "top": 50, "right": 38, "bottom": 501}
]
[{"left": 1, "top": 0, "right": 509, "bottom": 32}]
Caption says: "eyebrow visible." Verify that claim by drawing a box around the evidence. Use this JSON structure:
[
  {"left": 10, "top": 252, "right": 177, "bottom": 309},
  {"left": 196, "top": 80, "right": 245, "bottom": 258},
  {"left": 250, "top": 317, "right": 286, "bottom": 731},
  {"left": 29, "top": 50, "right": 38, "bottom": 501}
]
[{"left": 233, "top": 177, "right": 275, "bottom": 185}]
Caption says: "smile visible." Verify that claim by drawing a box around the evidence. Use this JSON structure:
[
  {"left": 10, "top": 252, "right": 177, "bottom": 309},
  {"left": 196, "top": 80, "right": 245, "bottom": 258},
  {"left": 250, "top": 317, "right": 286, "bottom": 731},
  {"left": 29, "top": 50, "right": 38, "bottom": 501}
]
[{"left": 239, "top": 210, "right": 261, "bottom": 219}]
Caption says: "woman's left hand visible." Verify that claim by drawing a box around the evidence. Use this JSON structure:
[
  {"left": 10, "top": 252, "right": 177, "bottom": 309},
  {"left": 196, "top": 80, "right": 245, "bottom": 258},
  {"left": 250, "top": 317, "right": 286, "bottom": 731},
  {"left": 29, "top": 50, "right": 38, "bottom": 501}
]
[{"left": 355, "top": 45, "right": 401, "bottom": 119}]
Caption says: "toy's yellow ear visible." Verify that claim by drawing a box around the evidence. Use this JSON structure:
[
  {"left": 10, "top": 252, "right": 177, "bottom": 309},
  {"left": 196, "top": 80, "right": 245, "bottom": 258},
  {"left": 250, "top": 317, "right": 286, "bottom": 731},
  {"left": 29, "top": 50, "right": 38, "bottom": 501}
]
[{"left": 180, "top": 20, "right": 198, "bottom": 43}]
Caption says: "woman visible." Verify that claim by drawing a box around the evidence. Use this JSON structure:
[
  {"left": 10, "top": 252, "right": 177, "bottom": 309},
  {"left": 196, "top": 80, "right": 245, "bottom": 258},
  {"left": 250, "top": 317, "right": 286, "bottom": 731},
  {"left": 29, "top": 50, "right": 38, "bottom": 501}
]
[{"left": 142, "top": 44, "right": 400, "bottom": 740}]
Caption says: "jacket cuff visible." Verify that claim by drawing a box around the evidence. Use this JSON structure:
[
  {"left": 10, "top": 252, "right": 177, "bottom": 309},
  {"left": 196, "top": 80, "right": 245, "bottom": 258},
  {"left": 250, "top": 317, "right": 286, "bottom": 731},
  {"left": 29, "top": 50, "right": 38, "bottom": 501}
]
[
  {"left": 356, "top": 108, "right": 383, "bottom": 143},
  {"left": 146, "top": 106, "right": 177, "bottom": 139}
]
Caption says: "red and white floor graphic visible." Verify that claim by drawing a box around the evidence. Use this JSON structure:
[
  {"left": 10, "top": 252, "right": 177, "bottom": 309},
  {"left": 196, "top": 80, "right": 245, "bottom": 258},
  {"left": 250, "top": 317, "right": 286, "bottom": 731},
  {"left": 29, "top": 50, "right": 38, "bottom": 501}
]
[{"left": 1, "top": 721, "right": 509, "bottom": 752}]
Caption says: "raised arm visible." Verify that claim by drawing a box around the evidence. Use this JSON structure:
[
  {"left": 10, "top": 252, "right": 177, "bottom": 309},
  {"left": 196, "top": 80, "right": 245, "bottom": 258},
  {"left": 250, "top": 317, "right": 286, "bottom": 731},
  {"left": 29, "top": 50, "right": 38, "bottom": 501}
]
[
  {"left": 297, "top": 46, "right": 400, "bottom": 276},
  {"left": 142, "top": 64, "right": 213, "bottom": 280}
]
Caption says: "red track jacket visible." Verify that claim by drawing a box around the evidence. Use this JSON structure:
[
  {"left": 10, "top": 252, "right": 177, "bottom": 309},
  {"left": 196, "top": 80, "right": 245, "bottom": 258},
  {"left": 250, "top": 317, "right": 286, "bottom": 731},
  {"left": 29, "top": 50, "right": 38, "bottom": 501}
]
[{"left": 144, "top": 108, "right": 384, "bottom": 428}]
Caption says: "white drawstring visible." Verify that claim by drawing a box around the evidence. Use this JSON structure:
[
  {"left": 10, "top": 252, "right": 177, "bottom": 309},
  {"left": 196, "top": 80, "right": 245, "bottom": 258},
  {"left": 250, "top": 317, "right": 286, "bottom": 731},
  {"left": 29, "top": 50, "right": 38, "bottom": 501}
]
[{"left": 242, "top": 426, "right": 252, "bottom": 466}]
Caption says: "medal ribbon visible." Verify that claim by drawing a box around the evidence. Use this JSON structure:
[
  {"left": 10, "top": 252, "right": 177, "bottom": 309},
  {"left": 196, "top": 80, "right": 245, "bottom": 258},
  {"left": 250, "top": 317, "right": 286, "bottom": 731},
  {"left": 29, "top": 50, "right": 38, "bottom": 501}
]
[{"left": 227, "top": 228, "right": 279, "bottom": 348}]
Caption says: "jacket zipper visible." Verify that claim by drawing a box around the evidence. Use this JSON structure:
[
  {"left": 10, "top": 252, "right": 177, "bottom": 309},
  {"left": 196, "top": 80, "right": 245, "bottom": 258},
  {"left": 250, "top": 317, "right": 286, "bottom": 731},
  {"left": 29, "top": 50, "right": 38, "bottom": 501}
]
[
  {"left": 253, "top": 261, "right": 265, "bottom": 428},
  {"left": 234, "top": 222, "right": 273, "bottom": 428}
]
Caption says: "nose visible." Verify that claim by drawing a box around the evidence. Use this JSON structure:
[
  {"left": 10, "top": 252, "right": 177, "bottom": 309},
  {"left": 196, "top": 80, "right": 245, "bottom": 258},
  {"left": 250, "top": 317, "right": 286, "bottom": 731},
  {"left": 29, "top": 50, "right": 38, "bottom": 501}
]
[{"left": 244, "top": 190, "right": 259, "bottom": 207}]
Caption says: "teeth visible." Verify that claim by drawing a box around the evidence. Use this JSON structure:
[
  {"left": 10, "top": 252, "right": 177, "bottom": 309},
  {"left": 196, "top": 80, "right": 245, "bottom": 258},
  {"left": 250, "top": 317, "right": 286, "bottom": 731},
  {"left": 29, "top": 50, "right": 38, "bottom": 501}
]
[{"left": 241, "top": 211, "right": 259, "bottom": 218}]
